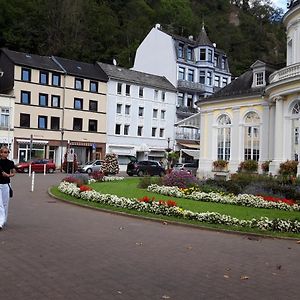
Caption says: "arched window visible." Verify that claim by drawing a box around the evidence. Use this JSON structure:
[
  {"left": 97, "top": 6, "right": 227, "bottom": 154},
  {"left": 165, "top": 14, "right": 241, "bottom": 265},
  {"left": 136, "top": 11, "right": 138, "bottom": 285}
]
[
  {"left": 291, "top": 101, "right": 300, "bottom": 161},
  {"left": 244, "top": 112, "right": 260, "bottom": 161},
  {"left": 217, "top": 115, "right": 231, "bottom": 161}
]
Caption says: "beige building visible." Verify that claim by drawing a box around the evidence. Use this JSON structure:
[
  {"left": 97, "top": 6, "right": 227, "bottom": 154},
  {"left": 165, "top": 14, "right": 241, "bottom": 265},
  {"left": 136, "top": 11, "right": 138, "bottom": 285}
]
[{"left": 0, "top": 49, "right": 108, "bottom": 167}]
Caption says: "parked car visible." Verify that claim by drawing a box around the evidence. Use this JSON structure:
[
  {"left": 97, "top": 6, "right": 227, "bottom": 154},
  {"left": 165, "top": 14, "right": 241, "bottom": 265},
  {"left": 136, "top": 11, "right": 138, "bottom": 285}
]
[
  {"left": 126, "top": 160, "right": 166, "bottom": 177},
  {"left": 78, "top": 160, "right": 103, "bottom": 174},
  {"left": 173, "top": 162, "right": 199, "bottom": 176},
  {"left": 15, "top": 159, "right": 56, "bottom": 173}
]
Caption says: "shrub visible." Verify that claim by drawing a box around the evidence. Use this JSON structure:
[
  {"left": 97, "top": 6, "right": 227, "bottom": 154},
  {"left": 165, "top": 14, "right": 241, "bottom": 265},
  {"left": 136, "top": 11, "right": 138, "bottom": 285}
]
[
  {"left": 90, "top": 171, "right": 104, "bottom": 181},
  {"left": 261, "top": 161, "right": 271, "bottom": 173},
  {"left": 62, "top": 174, "right": 89, "bottom": 186},
  {"left": 162, "top": 170, "right": 198, "bottom": 189},
  {"left": 279, "top": 160, "right": 298, "bottom": 176},
  {"left": 238, "top": 160, "right": 258, "bottom": 172}
]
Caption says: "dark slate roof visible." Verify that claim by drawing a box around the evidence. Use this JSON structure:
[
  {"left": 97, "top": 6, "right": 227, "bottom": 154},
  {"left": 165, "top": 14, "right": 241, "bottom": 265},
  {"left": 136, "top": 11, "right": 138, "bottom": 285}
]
[
  {"left": 97, "top": 62, "right": 176, "bottom": 91},
  {"left": 53, "top": 56, "right": 108, "bottom": 82},
  {"left": 196, "top": 26, "right": 214, "bottom": 47},
  {"left": 1, "top": 48, "right": 62, "bottom": 72},
  {"left": 289, "top": 0, "right": 300, "bottom": 9}
]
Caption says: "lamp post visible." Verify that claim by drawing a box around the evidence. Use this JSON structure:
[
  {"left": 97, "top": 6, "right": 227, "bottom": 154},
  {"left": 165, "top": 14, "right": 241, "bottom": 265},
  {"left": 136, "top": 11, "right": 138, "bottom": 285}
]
[
  {"left": 60, "top": 128, "right": 64, "bottom": 172},
  {"left": 165, "top": 137, "right": 172, "bottom": 172}
]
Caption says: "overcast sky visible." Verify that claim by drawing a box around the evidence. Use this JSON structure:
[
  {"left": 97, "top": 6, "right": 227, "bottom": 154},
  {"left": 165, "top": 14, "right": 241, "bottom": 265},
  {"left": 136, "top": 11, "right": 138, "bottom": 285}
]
[{"left": 271, "top": 0, "right": 287, "bottom": 11}]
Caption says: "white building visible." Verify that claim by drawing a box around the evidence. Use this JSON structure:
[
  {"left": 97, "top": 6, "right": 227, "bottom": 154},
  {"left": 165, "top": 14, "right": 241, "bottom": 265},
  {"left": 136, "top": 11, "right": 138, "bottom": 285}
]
[
  {"left": 133, "top": 24, "right": 231, "bottom": 159},
  {"left": 97, "top": 62, "right": 177, "bottom": 170}
]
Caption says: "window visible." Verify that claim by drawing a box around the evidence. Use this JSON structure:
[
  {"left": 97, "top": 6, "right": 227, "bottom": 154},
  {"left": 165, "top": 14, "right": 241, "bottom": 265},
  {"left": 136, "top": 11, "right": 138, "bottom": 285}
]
[
  {"left": 159, "top": 128, "right": 164, "bottom": 138},
  {"left": 125, "top": 84, "right": 130, "bottom": 96},
  {"left": 125, "top": 105, "right": 130, "bottom": 115},
  {"left": 207, "top": 71, "right": 212, "bottom": 86},
  {"left": 89, "top": 100, "right": 98, "bottom": 112},
  {"left": 221, "top": 57, "right": 226, "bottom": 69},
  {"left": 40, "top": 71, "right": 48, "bottom": 85},
  {"left": 178, "top": 67, "right": 185, "bottom": 80},
  {"left": 208, "top": 49, "right": 213, "bottom": 62},
  {"left": 200, "top": 49, "right": 206, "bottom": 60},
  {"left": 74, "top": 98, "right": 83, "bottom": 110},
  {"left": 222, "top": 77, "right": 228, "bottom": 87},
  {"left": 161, "top": 110, "right": 166, "bottom": 119},
  {"left": 187, "top": 47, "right": 193, "bottom": 60},
  {"left": 199, "top": 71, "right": 205, "bottom": 84},
  {"left": 187, "top": 94, "right": 193, "bottom": 107},
  {"left": 73, "top": 118, "right": 83, "bottom": 131},
  {"left": 214, "top": 75, "right": 220, "bottom": 87},
  {"left": 51, "top": 95, "right": 60, "bottom": 107},
  {"left": 139, "top": 87, "right": 144, "bottom": 98},
  {"left": 116, "top": 103, "right": 122, "bottom": 114},
  {"left": 115, "top": 124, "right": 121, "bottom": 135},
  {"left": 20, "top": 113, "right": 30, "bottom": 128},
  {"left": 21, "top": 91, "right": 31, "bottom": 104},
  {"left": 90, "top": 81, "right": 98, "bottom": 92},
  {"left": 292, "top": 102, "right": 300, "bottom": 160},
  {"left": 255, "top": 72, "right": 264, "bottom": 86},
  {"left": 154, "top": 90, "right": 158, "bottom": 100},
  {"left": 161, "top": 91, "right": 165, "bottom": 101},
  {"left": 50, "top": 117, "right": 60, "bottom": 130},
  {"left": 124, "top": 124, "right": 129, "bottom": 135},
  {"left": 244, "top": 112, "right": 260, "bottom": 161},
  {"left": 138, "top": 107, "right": 144, "bottom": 117},
  {"left": 152, "top": 127, "right": 157, "bottom": 137},
  {"left": 214, "top": 55, "right": 219, "bottom": 67},
  {"left": 39, "top": 93, "right": 48, "bottom": 106},
  {"left": 137, "top": 126, "right": 143, "bottom": 136},
  {"left": 21, "top": 68, "right": 31, "bottom": 81},
  {"left": 88, "top": 119, "right": 97, "bottom": 132},
  {"left": 188, "top": 69, "right": 194, "bottom": 82},
  {"left": 153, "top": 109, "right": 158, "bottom": 118},
  {"left": 38, "top": 116, "right": 47, "bottom": 129},
  {"left": 117, "top": 83, "right": 122, "bottom": 94},
  {"left": 178, "top": 43, "right": 184, "bottom": 58},
  {"left": 52, "top": 73, "right": 61, "bottom": 86},
  {"left": 0, "top": 108, "right": 9, "bottom": 128},
  {"left": 178, "top": 92, "right": 184, "bottom": 107},
  {"left": 75, "top": 78, "right": 84, "bottom": 90},
  {"left": 217, "top": 115, "right": 231, "bottom": 161}
]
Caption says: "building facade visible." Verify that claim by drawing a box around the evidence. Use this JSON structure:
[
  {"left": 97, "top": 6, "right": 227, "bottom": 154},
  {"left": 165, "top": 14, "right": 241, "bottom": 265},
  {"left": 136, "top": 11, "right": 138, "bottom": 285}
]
[
  {"left": 98, "top": 62, "right": 177, "bottom": 170},
  {"left": 133, "top": 24, "right": 231, "bottom": 157},
  {"left": 197, "top": 1, "right": 300, "bottom": 177},
  {"left": 0, "top": 49, "right": 108, "bottom": 166}
]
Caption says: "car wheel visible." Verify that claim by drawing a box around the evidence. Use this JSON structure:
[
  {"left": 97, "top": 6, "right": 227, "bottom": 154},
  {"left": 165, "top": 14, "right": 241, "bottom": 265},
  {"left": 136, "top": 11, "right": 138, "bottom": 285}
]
[
  {"left": 48, "top": 168, "right": 54, "bottom": 174},
  {"left": 23, "top": 167, "right": 29, "bottom": 173},
  {"left": 137, "top": 170, "right": 144, "bottom": 177},
  {"left": 159, "top": 171, "right": 165, "bottom": 177},
  {"left": 87, "top": 168, "right": 92, "bottom": 174}
]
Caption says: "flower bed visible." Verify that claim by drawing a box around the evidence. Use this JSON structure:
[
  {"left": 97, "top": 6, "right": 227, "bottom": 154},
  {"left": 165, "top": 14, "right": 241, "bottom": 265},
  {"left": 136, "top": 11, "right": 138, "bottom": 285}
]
[
  {"left": 58, "top": 181, "right": 300, "bottom": 233},
  {"left": 147, "top": 184, "right": 300, "bottom": 212}
]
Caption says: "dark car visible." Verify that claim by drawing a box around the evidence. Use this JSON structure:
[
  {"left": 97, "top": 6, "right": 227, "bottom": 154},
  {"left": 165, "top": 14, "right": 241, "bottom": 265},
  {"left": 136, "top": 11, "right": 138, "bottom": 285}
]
[
  {"left": 126, "top": 160, "right": 166, "bottom": 177},
  {"left": 16, "top": 159, "right": 56, "bottom": 173},
  {"left": 173, "top": 162, "right": 199, "bottom": 176}
]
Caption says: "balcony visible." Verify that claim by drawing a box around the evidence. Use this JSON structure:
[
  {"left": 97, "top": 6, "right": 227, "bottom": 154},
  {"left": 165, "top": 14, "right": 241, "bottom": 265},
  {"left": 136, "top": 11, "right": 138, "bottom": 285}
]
[
  {"left": 269, "top": 62, "right": 300, "bottom": 84},
  {"left": 175, "top": 132, "right": 200, "bottom": 141},
  {"left": 176, "top": 106, "right": 199, "bottom": 117},
  {"left": 177, "top": 80, "right": 206, "bottom": 93}
]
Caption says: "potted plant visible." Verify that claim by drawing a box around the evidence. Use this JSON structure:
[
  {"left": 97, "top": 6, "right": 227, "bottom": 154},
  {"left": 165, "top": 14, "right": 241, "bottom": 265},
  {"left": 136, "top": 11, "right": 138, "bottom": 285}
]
[
  {"left": 261, "top": 161, "right": 271, "bottom": 173},
  {"left": 238, "top": 160, "right": 258, "bottom": 173},
  {"left": 279, "top": 160, "right": 298, "bottom": 177},
  {"left": 212, "top": 159, "right": 228, "bottom": 171}
]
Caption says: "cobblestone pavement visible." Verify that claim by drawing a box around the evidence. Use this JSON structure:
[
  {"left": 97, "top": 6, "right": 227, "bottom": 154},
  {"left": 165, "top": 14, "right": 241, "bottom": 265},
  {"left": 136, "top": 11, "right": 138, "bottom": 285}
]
[{"left": 0, "top": 173, "right": 300, "bottom": 300}]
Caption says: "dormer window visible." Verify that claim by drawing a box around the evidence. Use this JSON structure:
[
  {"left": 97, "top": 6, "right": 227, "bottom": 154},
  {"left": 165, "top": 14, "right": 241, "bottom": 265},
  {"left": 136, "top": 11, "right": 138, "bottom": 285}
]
[
  {"left": 200, "top": 49, "right": 206, "bottom": 61},
  {"left": 178, "top": 43, "right": 184, "bottom": 58},
  {"left": 255, "top": 72, "right": 264, "bottom": 86}
]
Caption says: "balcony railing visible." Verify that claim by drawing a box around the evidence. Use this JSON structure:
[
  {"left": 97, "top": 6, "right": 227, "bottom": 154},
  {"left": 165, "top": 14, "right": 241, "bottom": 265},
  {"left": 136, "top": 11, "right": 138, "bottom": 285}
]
[
  {"left": 269, "top": 62, "right": 300, "bottom": 84},
  {"left": 175, "top": 132, "right": 200, "bottom": 141},
  {"left": 177, "top": 80, "right": 206, "bottom": 92}
]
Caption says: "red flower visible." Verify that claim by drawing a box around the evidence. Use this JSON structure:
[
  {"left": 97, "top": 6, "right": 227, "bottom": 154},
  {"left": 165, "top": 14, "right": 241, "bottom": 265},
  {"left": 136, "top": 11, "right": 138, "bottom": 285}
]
[
  {"left": 259, "top": 195, "right": 296, "bottom": 206},
  {"left": 166, "top": 200, "right": 177, "bottom": 207},
  {"left": 79, "top": 185, "right": 92, "bottom": 192}
]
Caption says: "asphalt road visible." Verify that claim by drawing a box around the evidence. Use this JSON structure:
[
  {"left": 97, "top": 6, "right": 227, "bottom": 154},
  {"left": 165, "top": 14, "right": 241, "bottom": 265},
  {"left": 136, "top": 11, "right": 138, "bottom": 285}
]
[{"left": 0, "top": 172, "right": 299, "bottom": 300}]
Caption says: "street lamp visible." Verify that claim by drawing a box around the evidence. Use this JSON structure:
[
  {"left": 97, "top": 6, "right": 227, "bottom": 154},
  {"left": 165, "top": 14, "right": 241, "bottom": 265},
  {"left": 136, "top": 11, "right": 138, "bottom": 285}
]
[
  {"left": 60, "top": 128, "right": 64, "bottom": 172},
  {"left": 165, "top": 137, "right": 172, "bottom": 172}
]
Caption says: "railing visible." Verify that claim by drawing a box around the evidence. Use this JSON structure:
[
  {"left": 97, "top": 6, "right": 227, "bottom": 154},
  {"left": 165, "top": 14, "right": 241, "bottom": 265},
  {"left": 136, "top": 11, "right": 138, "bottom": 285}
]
[
  {"left": 175, "top": 132, "right": 200, "bottom": 141},
  {"left": 177, "top": 80, "right": 206, "bottom": 92},
  {"left": 269, "top": 62, "right": 300, "bottom": 84}
]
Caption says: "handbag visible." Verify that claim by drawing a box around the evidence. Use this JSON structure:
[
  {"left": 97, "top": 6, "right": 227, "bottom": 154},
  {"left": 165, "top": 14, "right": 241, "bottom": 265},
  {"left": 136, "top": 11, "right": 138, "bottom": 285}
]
[{"left": 8, "top": 184, "right": 13, "bottom": 198}]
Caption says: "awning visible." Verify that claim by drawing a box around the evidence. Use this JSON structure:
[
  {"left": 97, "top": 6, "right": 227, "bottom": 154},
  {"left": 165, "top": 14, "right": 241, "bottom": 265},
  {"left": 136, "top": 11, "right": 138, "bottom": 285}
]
[
  {"left": 149, "top": 151, "right": 165, "bottom": 157},
  {"left": 17, "top": 139, "right": 48, "bottom": 145},
  {"left": 181, "top": 149, "right": 200, "bottom": 159},
  {"left": 178, "top": 142, "right": 200, "bottom": 149},
  {"left": 70, "top": 142, "right": 93, "bottom": 147}
]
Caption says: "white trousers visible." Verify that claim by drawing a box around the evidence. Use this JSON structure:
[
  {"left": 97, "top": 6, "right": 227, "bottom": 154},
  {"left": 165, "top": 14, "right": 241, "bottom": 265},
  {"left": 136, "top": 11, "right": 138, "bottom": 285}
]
[{"left": 0, "top": 184, "right": 10, "bottom": 227}]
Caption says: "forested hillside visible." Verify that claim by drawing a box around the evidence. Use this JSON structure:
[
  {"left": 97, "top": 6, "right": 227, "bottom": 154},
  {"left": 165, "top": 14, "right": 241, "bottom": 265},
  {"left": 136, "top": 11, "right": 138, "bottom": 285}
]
[{"left": 0, "top": 0, "right": 286, "bottom": 76}]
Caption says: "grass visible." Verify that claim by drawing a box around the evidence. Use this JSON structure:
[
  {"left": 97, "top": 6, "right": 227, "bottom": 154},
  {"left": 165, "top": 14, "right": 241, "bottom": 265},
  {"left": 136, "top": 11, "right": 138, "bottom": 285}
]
[{"left": 50, "top": 177, "right": 300, "bottom": 239}]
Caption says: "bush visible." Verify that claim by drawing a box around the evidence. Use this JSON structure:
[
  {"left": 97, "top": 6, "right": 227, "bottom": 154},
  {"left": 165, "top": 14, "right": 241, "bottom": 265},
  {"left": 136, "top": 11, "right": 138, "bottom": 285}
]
[
  {"left": 90, "top": 171, "right": 104, "bottom": 181},
  {"left": 279, "top": 160, "right": 298, "bottom": 176},
  {"left": 261, "top": 161, "right": 271, "bottom": 173},
  {"left": 162, "top": 170, "right": 198, "bottom": 189},
  {"left": 62, "top": 174, "right": 89, "bottom": 186},
  {"left": 102, "top": 153, "right": 119, "bottom": 175},
  {"left": 238, "top": 160, "right": 258, "bottom": 172}
]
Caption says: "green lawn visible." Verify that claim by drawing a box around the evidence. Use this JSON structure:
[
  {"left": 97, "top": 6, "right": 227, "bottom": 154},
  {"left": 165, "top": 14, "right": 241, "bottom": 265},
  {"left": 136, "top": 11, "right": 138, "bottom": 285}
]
[{"left": 51, "top": 177, "right": 300, "bottom": 238}]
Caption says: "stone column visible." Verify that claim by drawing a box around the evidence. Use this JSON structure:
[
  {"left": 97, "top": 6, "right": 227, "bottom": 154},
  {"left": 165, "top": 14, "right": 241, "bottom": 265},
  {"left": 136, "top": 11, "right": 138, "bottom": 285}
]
[
  {"left": 260, "top": 104, "right": 270, "bottom": 162},
  {"left": 228, "top": 107, "right": 240, "bottom": 173},
  {"left": 269, "top": 96, "right": 284, "bottom": 175}
]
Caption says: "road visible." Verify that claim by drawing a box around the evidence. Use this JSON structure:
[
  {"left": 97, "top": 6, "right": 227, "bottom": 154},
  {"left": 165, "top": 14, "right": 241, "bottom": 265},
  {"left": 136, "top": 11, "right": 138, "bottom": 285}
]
[{"left": 0, "top": 173, "right": 299, "bottom": 300}]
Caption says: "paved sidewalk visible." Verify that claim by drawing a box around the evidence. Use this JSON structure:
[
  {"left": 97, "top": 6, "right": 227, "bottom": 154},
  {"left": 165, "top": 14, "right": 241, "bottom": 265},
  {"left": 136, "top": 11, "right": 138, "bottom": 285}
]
[{"left": 0, "top": 173, "right": 299, "bottom": 300}]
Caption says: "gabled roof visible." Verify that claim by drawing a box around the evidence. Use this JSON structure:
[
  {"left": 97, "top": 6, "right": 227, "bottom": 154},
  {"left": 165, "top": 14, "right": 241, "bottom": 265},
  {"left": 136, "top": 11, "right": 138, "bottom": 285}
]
[
  {"left": 1, "top": 48, "right": 62, "bottom": 72},
  {"left": 196, "top": 25, "right": 214, "bottom": 47},
  {"left": 53, "top": 56, "right": 108, "bottom": 82},
  {"left": 97, "top": 62, "right": 176, "bottom": 92}
]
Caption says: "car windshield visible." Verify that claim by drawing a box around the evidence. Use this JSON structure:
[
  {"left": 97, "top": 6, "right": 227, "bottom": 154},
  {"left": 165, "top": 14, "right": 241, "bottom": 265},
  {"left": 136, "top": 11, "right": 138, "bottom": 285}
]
[{"left": 85, "top": 161, "right": 94, "bottom": 165}]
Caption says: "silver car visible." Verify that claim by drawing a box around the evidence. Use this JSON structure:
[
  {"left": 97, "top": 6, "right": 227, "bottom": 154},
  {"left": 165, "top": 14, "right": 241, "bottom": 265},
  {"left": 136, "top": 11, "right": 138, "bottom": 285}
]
[
  {"left": 173, "top": 162, "right": 198, "bottom": 176},
  {"left": 78, "top": 160, "right": 103, "bottom": 174}
]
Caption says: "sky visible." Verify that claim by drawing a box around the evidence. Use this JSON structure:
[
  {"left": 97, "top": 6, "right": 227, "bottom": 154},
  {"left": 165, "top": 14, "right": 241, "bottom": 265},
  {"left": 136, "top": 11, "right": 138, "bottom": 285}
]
[{"left": 271, "top": 0, "right": 288, "bottom": 11}]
